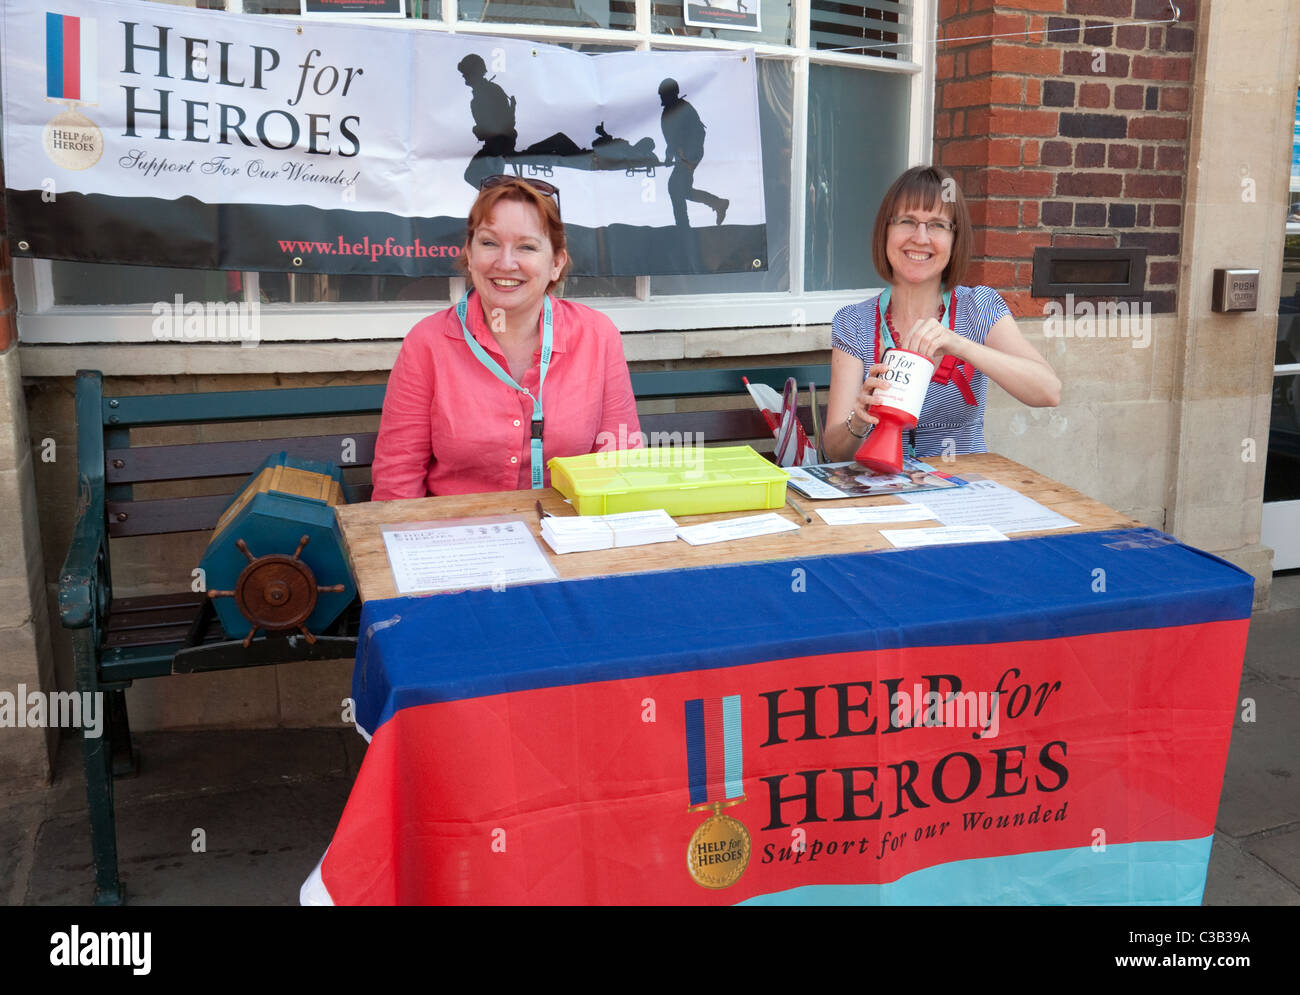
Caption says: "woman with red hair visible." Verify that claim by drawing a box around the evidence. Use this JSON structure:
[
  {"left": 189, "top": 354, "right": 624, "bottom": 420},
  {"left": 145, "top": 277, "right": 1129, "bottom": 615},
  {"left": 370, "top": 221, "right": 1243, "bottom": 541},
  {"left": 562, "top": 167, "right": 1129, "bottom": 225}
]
[{"left": 372, "top": 177, "right": 641, "bottom": 500}]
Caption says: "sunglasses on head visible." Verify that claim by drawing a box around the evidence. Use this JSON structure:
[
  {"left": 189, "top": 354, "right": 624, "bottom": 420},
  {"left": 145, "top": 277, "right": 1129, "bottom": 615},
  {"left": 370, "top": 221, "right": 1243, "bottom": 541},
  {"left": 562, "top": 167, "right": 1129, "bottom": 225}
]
[
  {"left": 478, "top": 174, "right": 561, "bottom": 219},
  {"left": 479, "top": 174, "right": 559, "bottom": 198}
]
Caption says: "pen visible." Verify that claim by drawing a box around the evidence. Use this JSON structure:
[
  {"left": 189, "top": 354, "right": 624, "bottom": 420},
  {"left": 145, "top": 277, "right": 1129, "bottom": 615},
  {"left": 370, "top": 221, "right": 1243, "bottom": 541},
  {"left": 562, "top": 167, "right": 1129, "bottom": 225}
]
[
  {"left": 535, "top": 499, "right": 551, "bottom": 522},
  {"left": 786, "top": 492, "right": 812, "bottom": 524}
]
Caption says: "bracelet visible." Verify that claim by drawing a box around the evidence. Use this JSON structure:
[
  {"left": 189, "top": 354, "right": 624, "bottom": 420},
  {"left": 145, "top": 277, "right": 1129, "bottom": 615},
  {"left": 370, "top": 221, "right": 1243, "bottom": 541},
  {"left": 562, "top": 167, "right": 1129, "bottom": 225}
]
[{"left": 844, "top": 410, "right": 870, "bottom": 439}]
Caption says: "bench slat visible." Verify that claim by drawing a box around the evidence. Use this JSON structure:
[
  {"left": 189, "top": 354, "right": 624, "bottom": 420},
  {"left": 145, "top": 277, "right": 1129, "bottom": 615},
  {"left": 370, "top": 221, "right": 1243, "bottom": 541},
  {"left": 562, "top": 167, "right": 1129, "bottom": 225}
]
[
  {"left": 642, "top": 410, "right": 768, "bottom": 442},
  {"left": 640, "top": 407, "right": 821, "bottom": 443},
  {"left": 342, "top": 482, "right": 375, "bottom": 503},
  {"left": 104, "top": 622, "right": 202, "bottom": 648},
  {"left": 102, "top": 383, "right": 387, "bottom": 428},
  {"left": 104, "top": 409, "right": 819, "bottom": 489},
  {"left": 107, "top": 494, "right": 232, "bottom": 537},
  {"left": 99, "top": 368, "right": 828, "bottom": 429},
  {"left": 108, "top": 592, "right": 205, "bottom": 612},
  {"left": 105, "top": 604, "right": 202, "bottom": 633},
  {"left": 629, "top": 365, "right": 830, "bottom": 400},
  {"left": 105, "top": 434, "right": 379, "bottom": 484},
  {"left": 107, "top": 484, "right": 375, "bottom": 537}
]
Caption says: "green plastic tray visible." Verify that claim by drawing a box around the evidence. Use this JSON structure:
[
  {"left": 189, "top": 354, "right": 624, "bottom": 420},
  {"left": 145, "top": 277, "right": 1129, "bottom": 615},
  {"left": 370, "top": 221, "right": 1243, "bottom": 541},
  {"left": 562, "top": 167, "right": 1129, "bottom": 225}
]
[{"left": 548, "top": 445, "right": 790, "bottom": 517}]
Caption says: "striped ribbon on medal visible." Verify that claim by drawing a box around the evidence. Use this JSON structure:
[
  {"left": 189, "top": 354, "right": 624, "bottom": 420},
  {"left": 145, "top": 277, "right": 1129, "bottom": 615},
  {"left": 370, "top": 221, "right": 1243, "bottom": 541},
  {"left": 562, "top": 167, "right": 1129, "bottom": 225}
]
[
  {"left": 46, "top": 13, "right": 98, "bottom": 103},
  {"left": 685, "top": 696, "right": 743, "bottom": 806}
]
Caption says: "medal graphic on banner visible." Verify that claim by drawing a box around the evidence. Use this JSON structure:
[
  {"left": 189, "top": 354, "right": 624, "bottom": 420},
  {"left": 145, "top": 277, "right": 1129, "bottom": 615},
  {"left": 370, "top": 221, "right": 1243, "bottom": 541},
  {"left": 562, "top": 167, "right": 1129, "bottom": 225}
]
[
  {"left": 42, "top": 13, "right": 104, "bottom": 171},
  {"left": 683, "top": 695, "right": 750, "bottom": 889}
]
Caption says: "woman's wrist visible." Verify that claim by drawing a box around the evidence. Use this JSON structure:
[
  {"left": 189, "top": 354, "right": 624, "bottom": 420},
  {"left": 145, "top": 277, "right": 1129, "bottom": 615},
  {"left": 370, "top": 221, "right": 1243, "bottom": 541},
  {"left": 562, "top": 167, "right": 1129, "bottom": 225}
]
[
  {"left": 844, "top": 410, "right": 870, "bottom": 439},
  {"left": 940, "top": 331, "right": 973, "bottom": 364}
]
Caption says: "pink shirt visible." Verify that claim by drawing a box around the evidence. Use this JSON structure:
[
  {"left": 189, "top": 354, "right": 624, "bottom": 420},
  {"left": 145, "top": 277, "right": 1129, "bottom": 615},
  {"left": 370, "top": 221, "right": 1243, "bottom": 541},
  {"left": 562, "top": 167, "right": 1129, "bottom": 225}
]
[{"left": 371, "top": 295, "right": 642, "bottom": 499}]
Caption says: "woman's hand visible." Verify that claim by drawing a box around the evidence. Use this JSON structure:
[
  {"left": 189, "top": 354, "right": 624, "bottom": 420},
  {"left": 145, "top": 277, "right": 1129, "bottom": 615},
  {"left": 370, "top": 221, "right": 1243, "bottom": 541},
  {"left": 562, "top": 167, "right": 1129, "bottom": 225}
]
[
  {"left": 852, "top": 362, "right": 891, "bottom": 429},
  {"left": 896, "top": 317, "right": 963, "bottom": 361},
  {"left": 827, "top": 349, "right": 891, "bottom": 461}
]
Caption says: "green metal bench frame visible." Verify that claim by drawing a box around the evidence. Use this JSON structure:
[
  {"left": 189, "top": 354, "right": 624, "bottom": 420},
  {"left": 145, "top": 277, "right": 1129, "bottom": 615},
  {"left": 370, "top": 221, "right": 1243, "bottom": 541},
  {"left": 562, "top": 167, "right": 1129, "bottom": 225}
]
[{"left": 58, "top": 361, "right": 829, "bottom": 904}]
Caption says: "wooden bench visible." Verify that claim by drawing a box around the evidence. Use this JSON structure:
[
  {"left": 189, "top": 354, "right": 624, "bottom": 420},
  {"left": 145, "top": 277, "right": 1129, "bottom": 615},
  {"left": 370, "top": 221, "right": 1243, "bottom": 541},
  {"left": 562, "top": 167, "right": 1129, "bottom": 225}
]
[{"left": 59, "top": 362, "right": 829, "bottom": 904}]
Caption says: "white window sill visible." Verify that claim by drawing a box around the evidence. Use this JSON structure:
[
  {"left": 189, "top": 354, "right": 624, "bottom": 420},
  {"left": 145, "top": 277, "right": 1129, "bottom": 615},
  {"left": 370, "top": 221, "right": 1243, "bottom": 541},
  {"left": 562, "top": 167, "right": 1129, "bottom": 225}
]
[
  {"left": 14, "top": 290, "right": 872, "bottom": 346},
  {"left": 18, "top": 320, "right": 835, "bottom": 377}
]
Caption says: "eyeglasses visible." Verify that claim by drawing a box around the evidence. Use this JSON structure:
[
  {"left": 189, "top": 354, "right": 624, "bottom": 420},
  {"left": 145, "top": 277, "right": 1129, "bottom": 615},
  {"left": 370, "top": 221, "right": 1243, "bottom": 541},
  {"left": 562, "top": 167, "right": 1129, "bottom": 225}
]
[
  {"left": 889, "top": 215, "right": 956, "bottom": 236},
  {"left": 479, "top": 174, "right": 562, "bottom": 218}
]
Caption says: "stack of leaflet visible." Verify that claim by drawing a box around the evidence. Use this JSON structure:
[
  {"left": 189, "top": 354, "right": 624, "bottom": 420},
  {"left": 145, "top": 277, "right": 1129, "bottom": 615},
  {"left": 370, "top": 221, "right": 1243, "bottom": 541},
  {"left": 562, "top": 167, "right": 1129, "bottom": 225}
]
[{"left": 541, "top": 509, "right": 678, "bottom": 554}]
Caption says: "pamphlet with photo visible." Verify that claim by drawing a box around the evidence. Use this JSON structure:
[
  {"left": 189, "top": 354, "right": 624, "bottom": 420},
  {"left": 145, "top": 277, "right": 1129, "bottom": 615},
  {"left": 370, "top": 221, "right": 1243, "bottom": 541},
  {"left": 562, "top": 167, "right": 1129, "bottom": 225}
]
[{"left": 785, "top": 458, "right": 966, "bottom": 500}]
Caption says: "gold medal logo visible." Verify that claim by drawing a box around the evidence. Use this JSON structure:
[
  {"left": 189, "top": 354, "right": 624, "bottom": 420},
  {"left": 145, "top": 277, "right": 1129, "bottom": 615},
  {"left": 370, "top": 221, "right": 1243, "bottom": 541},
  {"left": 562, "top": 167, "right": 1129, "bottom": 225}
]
[
  {"left": 43, "top": 108, "right": 103, "bottom": 171},
  {"left": 683, "top": 694, "right": 748, "bottom": 890},
  {"left": 687, "top": 800, "right": 751, "bottom": 889}
]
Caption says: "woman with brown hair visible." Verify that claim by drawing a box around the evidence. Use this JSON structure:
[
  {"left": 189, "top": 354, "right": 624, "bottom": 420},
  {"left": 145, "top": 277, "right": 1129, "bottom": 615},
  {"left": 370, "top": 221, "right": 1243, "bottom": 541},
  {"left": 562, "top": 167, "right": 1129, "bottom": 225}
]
[
  {"left": 823, "top": 165, "right": 1060, "bottom": 463},
  {"left": 371, "top": 177, "right": 641, "bottom": 500}
]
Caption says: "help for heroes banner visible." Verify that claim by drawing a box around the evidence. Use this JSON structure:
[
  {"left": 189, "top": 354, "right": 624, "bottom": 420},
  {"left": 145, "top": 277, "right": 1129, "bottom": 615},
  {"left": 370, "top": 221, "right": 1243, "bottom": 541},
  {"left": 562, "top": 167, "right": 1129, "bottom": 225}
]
[{"left": 0, "top": 0, "right": 767, "bottom": 276}]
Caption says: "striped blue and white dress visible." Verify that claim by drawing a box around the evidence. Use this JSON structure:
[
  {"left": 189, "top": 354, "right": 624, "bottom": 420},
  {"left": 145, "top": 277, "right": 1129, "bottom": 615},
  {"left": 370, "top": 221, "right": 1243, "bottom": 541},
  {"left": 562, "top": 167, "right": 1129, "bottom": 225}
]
[{"left": 831, "top": 285, "right": 1011, "bottom": 457}]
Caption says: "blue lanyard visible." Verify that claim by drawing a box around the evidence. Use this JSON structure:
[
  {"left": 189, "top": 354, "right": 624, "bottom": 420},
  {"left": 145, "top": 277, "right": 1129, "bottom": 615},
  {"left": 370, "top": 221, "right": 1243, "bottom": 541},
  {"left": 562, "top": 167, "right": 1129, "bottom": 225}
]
[
  {"left": 456, "top": 291, "right": 553, "bottom": 489},
  {"left": 875, "top": 286, "right": 953, "bottom": 353}
]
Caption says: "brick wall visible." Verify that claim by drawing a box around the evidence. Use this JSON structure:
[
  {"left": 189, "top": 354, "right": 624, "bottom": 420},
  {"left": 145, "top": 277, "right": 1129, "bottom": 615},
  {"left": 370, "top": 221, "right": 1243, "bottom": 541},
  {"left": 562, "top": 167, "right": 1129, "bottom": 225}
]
[{"left": 934, "top": 0, "right": 1197, "bottom": 316}]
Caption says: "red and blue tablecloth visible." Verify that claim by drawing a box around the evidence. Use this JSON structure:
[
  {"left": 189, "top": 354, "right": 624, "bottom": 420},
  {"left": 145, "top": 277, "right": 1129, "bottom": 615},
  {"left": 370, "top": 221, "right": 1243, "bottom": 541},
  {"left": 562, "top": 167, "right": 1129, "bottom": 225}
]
[{"left": 302, "top": 528, "right": 1252, "bottom": 905}]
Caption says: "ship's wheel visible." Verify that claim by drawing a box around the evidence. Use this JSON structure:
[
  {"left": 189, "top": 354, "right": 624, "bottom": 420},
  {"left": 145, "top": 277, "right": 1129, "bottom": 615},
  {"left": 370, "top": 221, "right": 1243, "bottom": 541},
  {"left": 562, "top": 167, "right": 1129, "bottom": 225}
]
[{"left": 207, "top": 535, "right": 347, "bottom": 647}]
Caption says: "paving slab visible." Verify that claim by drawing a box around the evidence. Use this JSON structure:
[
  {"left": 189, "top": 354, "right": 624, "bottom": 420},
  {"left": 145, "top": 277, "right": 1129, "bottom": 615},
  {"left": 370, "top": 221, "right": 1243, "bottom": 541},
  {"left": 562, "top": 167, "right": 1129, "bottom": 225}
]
[
  {"left": 0, "top": 796, "right": 44, "bottom": 907},
  {"left": 1263, "top": 572, "right": 1300, "bottom": 614},
  {"left": 1241, "top": 604, "right": 1300, "bottom": 690},
  {"left": 109, "top": 728, "right": 353, "bottom": 804},
  {"left": 1245, "top": 825, "right": 1300, "bottom": 887},
  {"left": 18, "top": 728, "right": 357, "bottom": 906},
  {"left": 26, "top": 778, "right": 350, "bottom": 906},
  {"left": 1202, "top": 833, "right": 1300, "bottom": 906},
  {"left": 1214, "top": 678, "right": 1300, "bottom": 839}
]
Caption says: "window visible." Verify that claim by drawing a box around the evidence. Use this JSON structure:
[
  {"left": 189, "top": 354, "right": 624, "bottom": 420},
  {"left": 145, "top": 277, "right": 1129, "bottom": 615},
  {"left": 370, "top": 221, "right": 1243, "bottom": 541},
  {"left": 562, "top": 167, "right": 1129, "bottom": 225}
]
[{"left": 16, "top": 0, "right": 931, "bottom": 344}]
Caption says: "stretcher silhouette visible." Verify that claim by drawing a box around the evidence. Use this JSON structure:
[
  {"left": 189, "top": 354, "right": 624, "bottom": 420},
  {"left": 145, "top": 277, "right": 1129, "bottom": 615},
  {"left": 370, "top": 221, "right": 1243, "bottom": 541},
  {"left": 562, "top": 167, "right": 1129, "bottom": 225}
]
[{"left": 500, "top": 123, "right": 662, "bottom": 178}]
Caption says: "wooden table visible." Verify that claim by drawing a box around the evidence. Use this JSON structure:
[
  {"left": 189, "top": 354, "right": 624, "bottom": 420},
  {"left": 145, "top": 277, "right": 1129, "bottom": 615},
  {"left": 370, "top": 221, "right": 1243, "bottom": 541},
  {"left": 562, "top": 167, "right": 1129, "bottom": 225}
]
[{"left": 334, "top": 454, "right": 1143, "bottom": 602}]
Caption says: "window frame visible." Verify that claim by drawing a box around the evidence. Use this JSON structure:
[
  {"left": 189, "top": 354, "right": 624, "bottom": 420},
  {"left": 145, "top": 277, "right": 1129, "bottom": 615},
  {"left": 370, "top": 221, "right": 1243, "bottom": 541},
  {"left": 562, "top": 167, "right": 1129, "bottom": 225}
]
[{"left": 13, "top": 0, "right": 936, "bottom": 344}]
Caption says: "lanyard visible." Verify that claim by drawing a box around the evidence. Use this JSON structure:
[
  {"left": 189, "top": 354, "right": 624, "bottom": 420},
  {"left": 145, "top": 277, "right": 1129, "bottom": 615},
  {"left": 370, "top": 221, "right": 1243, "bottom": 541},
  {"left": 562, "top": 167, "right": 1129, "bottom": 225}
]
[
  {"left": 456, "top": 291, "right": 553, "bottom": 489},
  {"left": 875, "top": 286, "right": 954, "bottom": 355},
  {"left": 874, "top": 287, "right": 969, "bottom": 462},
  {"left": 876, "top": 287, "right": 976, "bottom": 404}
]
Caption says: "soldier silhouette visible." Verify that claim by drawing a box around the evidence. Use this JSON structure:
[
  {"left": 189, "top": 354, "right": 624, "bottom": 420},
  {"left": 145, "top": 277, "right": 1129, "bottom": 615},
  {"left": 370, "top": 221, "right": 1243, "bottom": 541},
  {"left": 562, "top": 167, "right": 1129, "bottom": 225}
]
[
  {"left": 658, "top": 78, "right": 728, "bottom": 228},
  {"left": 459, "top": 53, "right": 517, "bottom": 189}
]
